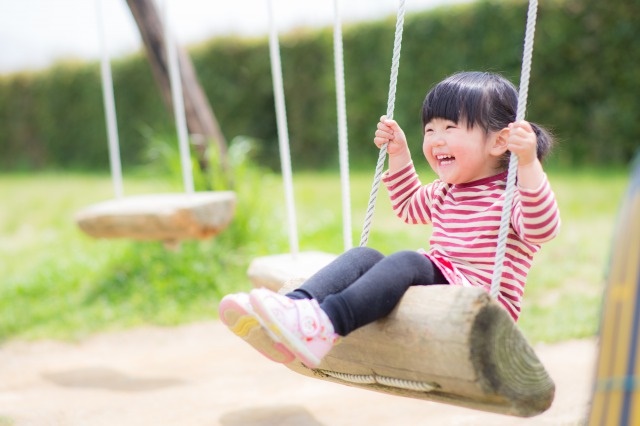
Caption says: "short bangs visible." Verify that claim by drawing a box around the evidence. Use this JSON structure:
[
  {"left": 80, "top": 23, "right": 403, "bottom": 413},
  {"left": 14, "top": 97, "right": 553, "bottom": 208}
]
[{"left": 421, "top": 72, "right": 517, "bottom": 133}]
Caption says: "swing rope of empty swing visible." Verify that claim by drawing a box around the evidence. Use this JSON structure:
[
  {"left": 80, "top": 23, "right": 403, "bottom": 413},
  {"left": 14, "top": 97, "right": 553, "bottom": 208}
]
[
  {"left": 266, "top": 0, "right": 354, "bottom": 253},
  {"left": 322, "top": 0, "right": 540, "bottom": 391}
]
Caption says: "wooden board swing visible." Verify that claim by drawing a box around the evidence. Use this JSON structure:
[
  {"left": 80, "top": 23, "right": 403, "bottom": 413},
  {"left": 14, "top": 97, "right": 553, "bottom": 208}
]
[
  {"left": 78, "top": 0, "right": 236, "bottom": 247},
  {"left": 248, "top": 252, "right": 337, "bottom": 292},
  {"left": 75, "top": 191, "right": 236, "bottom": 247},
  {"left": 248, "top": 262, "right": 554, "bottom": 417}
]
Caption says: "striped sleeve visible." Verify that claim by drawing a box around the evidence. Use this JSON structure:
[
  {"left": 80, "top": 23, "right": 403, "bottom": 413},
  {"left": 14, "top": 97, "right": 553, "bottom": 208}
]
[
  {"left": 382, "top": 162, "right": 434, "bottom": 225},
  {"left": 513, "top": 173, "right": 561, "bottom": 243}
]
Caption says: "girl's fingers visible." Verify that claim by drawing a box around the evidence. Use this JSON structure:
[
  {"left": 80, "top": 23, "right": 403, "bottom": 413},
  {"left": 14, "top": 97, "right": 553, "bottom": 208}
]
[
  {"left": 376, "top": 125, "right": 394, "bottom": 140},
  {"left": 509, "top": 120, "right": 533, "bottom": 133},
  {"left": 374, "top": 135, "right": 392, "bottom": 148},
  {"left": 375, "top": 130, "right": 392, "bottom": 141}
]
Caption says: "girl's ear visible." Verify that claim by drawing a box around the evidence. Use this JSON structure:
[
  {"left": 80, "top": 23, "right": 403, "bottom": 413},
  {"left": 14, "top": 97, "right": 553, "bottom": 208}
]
[{"left": 490, "top": 127, "right": 510, "bottom": 157}]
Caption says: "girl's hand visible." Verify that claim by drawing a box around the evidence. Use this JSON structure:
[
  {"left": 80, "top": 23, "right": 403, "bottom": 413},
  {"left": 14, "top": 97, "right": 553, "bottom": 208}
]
[
  {"left": 507, "top": 120, "right": 537, "bottom": 166},
  {"left": 374, "top": 115, "right": 409, "bottom": 157},
  {"left": 508, "top": 120, "right": 545, "bottom": 189}
]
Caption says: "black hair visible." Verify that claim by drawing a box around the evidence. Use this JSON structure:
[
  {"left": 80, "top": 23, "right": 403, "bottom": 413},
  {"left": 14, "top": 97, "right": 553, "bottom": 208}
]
[{"left": 421, "top": 71, "right": 553, "bottom": 169}]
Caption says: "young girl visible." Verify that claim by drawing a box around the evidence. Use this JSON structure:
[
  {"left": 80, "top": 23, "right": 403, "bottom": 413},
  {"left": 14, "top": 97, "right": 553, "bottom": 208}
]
[{"left": 219, "top": 71, "right": 561, "bottom": 369}]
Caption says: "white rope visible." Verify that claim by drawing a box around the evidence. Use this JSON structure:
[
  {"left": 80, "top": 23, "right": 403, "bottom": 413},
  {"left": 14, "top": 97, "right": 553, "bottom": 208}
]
[
  {"left": 266, "top": 0, "right": 299, "bottom": 256},
  {"left": 322, "top": 370, "right": 376, "bottom": 384},
  {"left": 162, "top": 0, "right": 194, "bottom": 194},
  {"left": 321, "top": 369, "right": 437, "bottom": 392},
  {"left": 376, "top": 375, "right": 438, "bottom": 392},
  {"left": 490, "top": 0, "right": 539, "bottom": 299},
  {"left": 359, "top": 0, "right": 406, "bottom": 247},
  {"left": 333, "top": 0, "right": 353, "bottom": 251},
  {"left": 95, "top": 0, "right": 123, "bottom": 199}
]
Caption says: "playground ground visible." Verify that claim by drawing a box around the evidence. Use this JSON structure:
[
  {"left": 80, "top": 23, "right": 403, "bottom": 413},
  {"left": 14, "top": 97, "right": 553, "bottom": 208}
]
[{"left": 0, "top": 320, "right": 595, "bottom": 425}]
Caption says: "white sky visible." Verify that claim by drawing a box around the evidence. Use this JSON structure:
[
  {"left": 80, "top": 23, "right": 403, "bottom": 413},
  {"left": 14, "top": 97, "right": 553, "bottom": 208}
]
[{"left": 0, "top": 0, "right": 470, "bottom": 73}]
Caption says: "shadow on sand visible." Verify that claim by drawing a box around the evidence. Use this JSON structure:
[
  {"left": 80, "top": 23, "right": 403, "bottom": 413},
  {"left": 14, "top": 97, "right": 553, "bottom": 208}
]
[
  {"left": 220, "top": 405, "right": 324, "bottom": 426},
  {"left": 42, "top": 366, "right": 183, "bottom": 392}
]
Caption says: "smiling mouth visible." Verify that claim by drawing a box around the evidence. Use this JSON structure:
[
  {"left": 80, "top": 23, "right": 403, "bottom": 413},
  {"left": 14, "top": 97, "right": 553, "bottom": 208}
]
[{"left": 436, "top": 154, "right": 455, "bottom": 166}]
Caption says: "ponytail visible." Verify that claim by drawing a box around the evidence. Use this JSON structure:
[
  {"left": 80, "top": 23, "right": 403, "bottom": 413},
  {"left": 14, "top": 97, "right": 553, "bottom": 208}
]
[{"left": 530, "top": 122, "right": 554, "bottom": 163}]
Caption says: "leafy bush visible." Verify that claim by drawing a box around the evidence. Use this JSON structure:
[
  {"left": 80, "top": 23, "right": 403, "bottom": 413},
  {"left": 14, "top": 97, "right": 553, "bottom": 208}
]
[{"left": 1, "top": 0, "right": 638, "bottom": 171}]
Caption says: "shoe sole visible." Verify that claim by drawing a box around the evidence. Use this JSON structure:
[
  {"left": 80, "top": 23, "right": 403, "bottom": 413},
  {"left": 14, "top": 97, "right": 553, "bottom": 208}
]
[
  {"left": 219, "top": 297, "right": 295, "bottom": 364},
  {"left": 249, "top": 289, "right": 321, "bottom": 369}
]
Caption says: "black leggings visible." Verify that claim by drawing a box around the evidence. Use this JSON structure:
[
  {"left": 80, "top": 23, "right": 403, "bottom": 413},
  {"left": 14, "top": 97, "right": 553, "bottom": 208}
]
[{"left": 287, "top": 246, "right": 448, "bottom": 336}]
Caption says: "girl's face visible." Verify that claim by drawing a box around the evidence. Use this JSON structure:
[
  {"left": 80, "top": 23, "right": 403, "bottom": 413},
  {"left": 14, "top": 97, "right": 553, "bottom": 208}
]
[{"left": 422, "top": 118, "right": 503, "bottom": 184}]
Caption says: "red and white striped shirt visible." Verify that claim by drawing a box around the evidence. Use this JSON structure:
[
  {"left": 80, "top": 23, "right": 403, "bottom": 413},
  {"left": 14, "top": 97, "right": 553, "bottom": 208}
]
[{"left": 382, "top": 162, "right": 561, "bottom": 321}]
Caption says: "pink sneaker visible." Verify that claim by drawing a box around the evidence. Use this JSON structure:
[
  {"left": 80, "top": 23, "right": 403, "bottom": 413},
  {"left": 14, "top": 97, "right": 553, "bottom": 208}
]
[
  {"left": 218, "top": 293, "right": 295, "bottom": 363},
  {"left": 249, "top": 288, "right": 338, "bottom": 369}
]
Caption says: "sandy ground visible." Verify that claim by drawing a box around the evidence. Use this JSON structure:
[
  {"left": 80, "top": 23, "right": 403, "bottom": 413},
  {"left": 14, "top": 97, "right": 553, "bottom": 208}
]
[{"left": 0, "top": 321, "right": 595, "bottom": 426}]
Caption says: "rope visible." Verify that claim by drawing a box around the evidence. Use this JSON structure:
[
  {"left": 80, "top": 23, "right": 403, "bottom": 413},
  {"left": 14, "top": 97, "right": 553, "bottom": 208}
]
[
  {"left": 376, "top": 375, "right": 438, "bottom": 392},
  {"left": 321, "top": 369, "right": 438, "bottom": 392},
  {"left": 266, "top": 0, "right": 299, "bottom": 257},
  {"left": 359, "top": 0, "right": 406, "bottom": 247},
  {"left": 333, "top": 0, "right": 353, "bottom": 251},
  {"left": 95, "top": 0, "right": 196, "bottom": 197},
  {"left": 490, "top": 0, "right": 539, "bottom": 299},
  {"left": 163, "top": 0, "right": 194, "bottom": 194},
  {"left": 95, "top": 0, "right": 123, "bottom": 199},
  {"left": 265, "top": 0, "right": 355, "bottom": 255},
  {"left": 322, "top": 370, "right": 376, "bottom": 384}
]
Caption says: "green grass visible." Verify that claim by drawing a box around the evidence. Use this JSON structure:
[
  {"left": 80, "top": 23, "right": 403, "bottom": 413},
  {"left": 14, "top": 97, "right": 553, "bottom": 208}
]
[
  {"left": 0, "top": 169, "right": 286, "bottom": 341},
  {"left": 0, "top": 167, "right": 631, "bottom": 344}
]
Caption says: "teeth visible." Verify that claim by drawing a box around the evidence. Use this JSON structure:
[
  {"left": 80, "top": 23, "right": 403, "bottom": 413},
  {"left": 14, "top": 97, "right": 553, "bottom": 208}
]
[{"left": 436, "top": 154, "right": 454, "bottom": 160}]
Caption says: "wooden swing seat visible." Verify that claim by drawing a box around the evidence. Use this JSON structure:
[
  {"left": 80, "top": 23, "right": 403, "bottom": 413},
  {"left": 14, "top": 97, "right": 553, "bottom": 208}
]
[
  {"left": 75, "top": 191, "right": 236, "bottom": 243},
  {"left": 248, "top": 252, "right": 337, "bottom": 291},
  {"left": 248, "top": 258, "right": 555, "bottom": 418}
]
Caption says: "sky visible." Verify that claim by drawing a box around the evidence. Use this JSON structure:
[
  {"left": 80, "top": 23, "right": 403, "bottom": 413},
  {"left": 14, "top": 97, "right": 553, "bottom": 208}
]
[{"left": 0, "top": 0, "right": 470, "bottom": 73}]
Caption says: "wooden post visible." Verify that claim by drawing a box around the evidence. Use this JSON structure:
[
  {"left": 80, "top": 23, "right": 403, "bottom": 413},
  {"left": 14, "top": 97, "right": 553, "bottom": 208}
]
[
  {"left": 124, "top": 0, "right": 229, "bottom": 177},
  {"left": 588, "top": 157, "right": 640, "bottom": 426}
]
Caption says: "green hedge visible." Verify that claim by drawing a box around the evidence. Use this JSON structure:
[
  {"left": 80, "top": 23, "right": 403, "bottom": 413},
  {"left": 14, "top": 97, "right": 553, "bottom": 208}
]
[{"left": 1, "top": 0, "right": 638, "bottom": 171}]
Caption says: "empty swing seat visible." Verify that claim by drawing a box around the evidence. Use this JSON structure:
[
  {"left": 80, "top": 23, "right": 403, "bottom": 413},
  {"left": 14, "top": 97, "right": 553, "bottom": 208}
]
[
  {"left": 75, "top": 191, "right": 236, "bottom": 243},
  {"left": 247, "top": 251, "right": 338, "bottom": 291}
]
